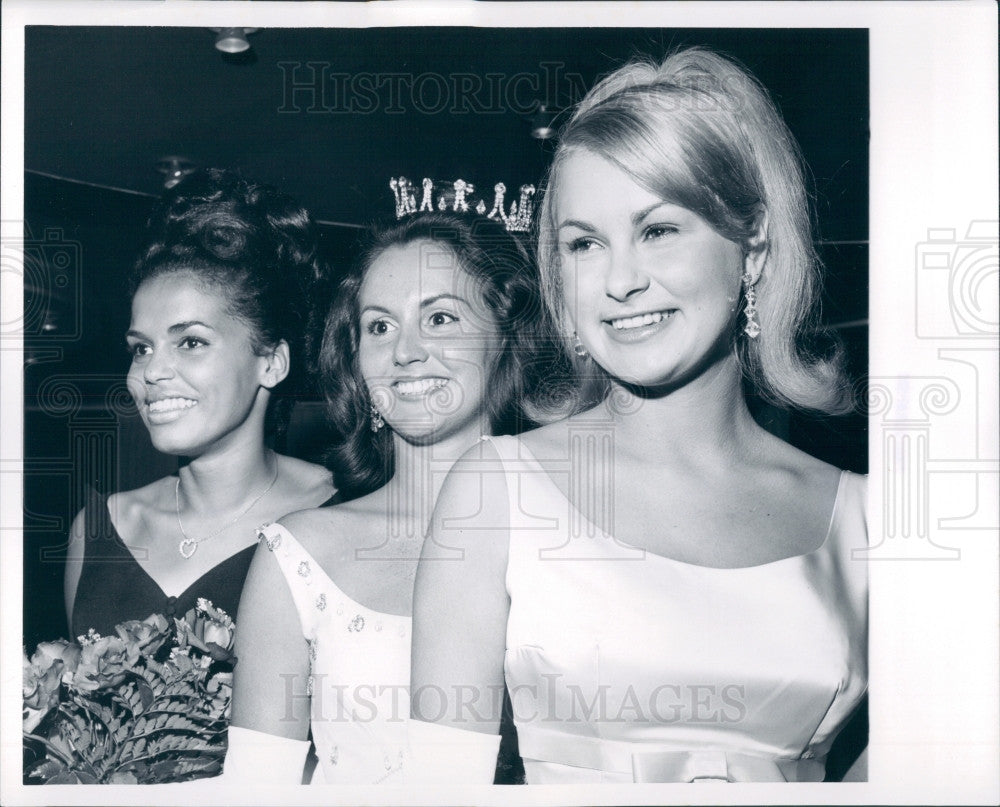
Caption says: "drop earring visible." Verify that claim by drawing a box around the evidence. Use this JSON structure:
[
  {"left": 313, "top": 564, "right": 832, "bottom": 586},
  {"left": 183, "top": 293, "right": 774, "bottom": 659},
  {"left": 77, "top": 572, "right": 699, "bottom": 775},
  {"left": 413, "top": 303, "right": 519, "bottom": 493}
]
[
  {"left": 370, "top": 403, "right": 385, "bottom": 433},
  {"left": 741, "top": 272, "right": 761, "bottom": 339},
  {"left": 572, "top": 333, "right": 589, "bottom": 359}
]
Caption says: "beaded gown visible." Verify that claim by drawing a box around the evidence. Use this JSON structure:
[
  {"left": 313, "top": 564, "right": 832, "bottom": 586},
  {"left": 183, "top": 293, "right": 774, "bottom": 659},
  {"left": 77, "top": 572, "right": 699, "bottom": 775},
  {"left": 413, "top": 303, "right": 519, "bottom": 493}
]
[{"left": 258, "top": 523, "right": 411, "bottom": 784}]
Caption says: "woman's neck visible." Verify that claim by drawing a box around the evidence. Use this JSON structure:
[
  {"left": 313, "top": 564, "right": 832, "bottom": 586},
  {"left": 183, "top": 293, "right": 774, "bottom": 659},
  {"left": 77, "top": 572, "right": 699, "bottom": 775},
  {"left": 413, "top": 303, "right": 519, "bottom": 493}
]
[
  {"left": 176, "top": 440, "right": 275, "bottom": 511},
  {"left": 601, "top": 359, "right": 764, "bottom": 467},
  {"left": 380, "top": 423, "right": 486, "bottom": 536}
]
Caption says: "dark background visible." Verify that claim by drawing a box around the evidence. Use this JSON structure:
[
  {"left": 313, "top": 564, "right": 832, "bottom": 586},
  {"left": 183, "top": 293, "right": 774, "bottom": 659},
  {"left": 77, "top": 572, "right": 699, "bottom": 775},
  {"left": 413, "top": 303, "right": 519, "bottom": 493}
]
[{"left": 22, "top": 26, "right": 868, "bottom": 663}]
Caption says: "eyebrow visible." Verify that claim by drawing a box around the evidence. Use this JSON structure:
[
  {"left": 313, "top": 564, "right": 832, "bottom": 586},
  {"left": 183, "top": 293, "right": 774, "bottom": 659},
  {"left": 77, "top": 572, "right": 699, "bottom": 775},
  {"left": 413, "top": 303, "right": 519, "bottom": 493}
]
[
  {"left": 125, "top": 321, "right": 215, "bottom": 339},
  {"left": 557, "top": 219, "right": 596, "bottom": 233},
  {"left": 557, "top": 202, "right": 674, "bottom": 232},
  {"left": 360, "top": 294, "right": 468, "bottom": 316},
  {"left": 631, "top": 201, "right": 673, "bottom": 226},
  {"left": 359, "top": 305, "right": 391, "bottom": 317},
  {"left": 421, "top": 293, "right": 467, "bottom": 308}
]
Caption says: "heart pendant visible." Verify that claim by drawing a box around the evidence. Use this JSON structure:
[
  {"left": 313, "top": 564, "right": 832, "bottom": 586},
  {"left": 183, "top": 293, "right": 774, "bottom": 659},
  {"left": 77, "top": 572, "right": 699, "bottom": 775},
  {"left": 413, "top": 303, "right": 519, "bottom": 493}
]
[{"left": 179, "top": 538, "right": 198, "bottom": 559}]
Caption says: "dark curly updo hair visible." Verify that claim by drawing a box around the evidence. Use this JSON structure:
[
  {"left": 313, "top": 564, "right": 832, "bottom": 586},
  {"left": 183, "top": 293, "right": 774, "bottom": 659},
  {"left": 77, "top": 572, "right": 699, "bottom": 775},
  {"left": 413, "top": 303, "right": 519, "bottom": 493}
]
[
  {"left": 129, "top": 168, "right": 326, "bottom": 446},
  {"left": 320, "top": 211, "right": 570, "bottom": 501}
]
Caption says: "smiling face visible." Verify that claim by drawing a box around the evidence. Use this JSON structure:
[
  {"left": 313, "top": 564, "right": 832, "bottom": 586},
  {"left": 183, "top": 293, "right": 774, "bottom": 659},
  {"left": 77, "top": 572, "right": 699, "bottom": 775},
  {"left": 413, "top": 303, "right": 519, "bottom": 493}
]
[
  {"left": 126, "top": 271, "right": 277, "bottom": 457},
  {"left": 357, "top": 239, "right": 499, "bottom": 445},
  {"left": 553, "top": 149, "right": 760, "bottom": 390}
]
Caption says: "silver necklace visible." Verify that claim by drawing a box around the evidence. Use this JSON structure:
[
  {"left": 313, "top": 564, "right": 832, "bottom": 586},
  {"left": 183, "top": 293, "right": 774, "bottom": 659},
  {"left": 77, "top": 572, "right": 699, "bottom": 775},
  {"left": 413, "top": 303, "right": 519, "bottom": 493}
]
[{"left": 175, "top": 455, "right": 279, "bottom": 559}]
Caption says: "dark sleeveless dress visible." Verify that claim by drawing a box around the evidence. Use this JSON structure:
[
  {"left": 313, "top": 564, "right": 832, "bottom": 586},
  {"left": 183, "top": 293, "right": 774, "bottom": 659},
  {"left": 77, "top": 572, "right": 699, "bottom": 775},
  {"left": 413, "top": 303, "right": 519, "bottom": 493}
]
[{"left": 70, "top": 487, "right": 336, "bottom": 638}]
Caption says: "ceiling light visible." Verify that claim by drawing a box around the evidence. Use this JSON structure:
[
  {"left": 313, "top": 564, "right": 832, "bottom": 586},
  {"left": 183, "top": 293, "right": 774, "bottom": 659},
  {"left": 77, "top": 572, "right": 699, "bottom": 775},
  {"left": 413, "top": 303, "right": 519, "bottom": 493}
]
[
  {"left": 530, "top": 105, "right": 560, "bottom": 140},
  {"left": 211, "top": 28, "right": 258, "bottom": 54},
  {"left": 155, "top": 156, "right": 198, "bottom": 190}
]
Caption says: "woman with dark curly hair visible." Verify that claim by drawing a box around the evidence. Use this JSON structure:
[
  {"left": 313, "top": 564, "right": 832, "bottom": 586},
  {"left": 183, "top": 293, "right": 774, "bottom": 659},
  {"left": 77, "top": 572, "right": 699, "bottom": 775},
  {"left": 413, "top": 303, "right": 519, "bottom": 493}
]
[
  {"left": 229, "top": 208, "right": 564, "bottom": 784},
  {"left": 64, "top": 169, "right": 335, "bottom": 639}
]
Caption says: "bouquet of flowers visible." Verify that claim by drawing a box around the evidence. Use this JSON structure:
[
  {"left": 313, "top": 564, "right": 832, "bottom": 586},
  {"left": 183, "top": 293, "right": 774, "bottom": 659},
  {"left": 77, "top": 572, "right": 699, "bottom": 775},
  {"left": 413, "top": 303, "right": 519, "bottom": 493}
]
[{"left": 23, "top": 599, "right": 237, "bottom": 784}]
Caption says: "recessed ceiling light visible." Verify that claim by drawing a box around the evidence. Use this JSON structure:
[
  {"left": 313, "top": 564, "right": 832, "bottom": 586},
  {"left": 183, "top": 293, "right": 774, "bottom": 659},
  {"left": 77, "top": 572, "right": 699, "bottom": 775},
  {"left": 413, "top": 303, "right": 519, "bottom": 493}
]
[{"left": 210, "top": 28, "right": 259, "bottom": 55}]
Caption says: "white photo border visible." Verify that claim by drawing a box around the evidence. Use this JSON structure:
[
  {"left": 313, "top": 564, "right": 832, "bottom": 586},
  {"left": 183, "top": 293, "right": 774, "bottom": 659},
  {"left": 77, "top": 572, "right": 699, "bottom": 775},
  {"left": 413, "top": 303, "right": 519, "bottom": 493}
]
[{"left": 2, "top": 1, "right": 997, "bottom": 805}]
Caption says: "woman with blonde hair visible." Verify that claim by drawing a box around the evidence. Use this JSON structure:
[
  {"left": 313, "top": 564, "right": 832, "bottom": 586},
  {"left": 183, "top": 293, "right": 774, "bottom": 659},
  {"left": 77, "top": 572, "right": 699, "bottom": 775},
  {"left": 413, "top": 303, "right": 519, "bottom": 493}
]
[{"left": 411, "top": 48, "right": 867, "bottom": 784}]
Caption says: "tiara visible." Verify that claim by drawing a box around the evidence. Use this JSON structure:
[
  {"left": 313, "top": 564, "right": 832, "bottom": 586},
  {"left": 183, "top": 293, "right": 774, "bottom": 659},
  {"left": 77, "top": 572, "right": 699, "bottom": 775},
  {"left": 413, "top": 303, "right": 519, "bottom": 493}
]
[{"left": 390, "top": 176, "right": 536, "bottom": 233}]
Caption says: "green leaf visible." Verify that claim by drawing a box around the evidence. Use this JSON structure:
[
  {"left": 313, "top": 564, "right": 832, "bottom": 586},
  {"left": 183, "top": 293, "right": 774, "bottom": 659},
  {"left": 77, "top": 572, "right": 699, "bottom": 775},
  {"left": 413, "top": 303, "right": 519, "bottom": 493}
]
[
  {"left": 24, "top": 757, "right": 66, "bottom": 783},
  {"left": 135, "top": 678, "right": 155, "bottom": 711},
  {"left": 47, "top": 769, "right": 97, "bottom": 784},
  {"left": 47, "top": 730, "right": 73, "bottom": 759}
]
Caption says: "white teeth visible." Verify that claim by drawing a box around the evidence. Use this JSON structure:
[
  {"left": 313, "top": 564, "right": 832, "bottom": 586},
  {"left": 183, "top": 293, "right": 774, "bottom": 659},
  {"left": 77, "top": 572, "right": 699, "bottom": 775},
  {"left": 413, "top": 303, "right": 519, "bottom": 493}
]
[
  {"left": 611, "top": 310, "right": 670, "bottom": 330},
  {"left": 394, "top": 378, "right": 449, "bottom": 396},
  {"left": 148, "top": 398, "right": 197, "bottom": 413}
]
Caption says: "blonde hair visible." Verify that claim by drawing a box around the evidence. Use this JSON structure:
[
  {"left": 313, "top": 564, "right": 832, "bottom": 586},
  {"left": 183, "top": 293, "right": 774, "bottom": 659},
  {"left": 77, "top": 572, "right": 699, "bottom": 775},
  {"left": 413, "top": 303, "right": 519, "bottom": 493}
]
[{"left": 537, "top": 47, "right": 851, "bottom": 414}]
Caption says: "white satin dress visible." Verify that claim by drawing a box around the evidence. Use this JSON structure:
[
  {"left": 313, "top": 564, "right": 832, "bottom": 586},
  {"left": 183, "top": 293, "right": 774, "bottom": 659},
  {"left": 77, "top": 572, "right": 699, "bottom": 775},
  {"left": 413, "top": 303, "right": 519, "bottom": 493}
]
[
  {"left": 487, "top": 435, "right": 868, "bottom": 784},
  {"left": 258, "top": 523, "right": 411, "bottom": 785}
]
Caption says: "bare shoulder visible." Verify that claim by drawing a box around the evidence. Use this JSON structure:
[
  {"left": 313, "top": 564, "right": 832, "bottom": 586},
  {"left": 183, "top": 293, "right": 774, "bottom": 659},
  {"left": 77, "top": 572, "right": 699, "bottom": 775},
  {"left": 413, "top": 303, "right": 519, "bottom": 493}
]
[
  {"left": 277, "top": 453, "right": 332, "bottom": 486},
  {"left": 65, "top": 506, "right": 88, "bottom": 564},
  {"left": 510, "top": 410, "right": 604, "bottom": 473},
  {"left": 760, "top": 428, "right": 844, "bottom": 487},
  {"left": 422, "top": 439, "right": 513, "bottom": 562},
  {"left": 516, "top": 417, "right": 573, "bottom": 453},
  {"left": 745, "top": 430, "right": 848, "bottom": 536},
  {"left": 276, "top": 493, "right": 379, "bottom": 571},
  {"left": 274, "top": 454, "right": 335, "bottom": 507},
  {"left": 106, "top": 477, "right": 174, "bottom": 534},
  {"left": 108, "top": 477, "right": 171, "bottom": 510}
]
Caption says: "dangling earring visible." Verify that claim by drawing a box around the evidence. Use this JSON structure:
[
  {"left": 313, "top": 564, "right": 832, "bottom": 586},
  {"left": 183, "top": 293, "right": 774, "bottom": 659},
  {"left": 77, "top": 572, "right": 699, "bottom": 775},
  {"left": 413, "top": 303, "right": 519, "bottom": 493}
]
[
  {"left": 572, "top": 333, "right": 589, "bottom": 359},
  {"left": 741, "top": 272, "right": 761, "bottom": 339},
  {"left": 369, "top": 403, "right": 385, "bottom": 433}
]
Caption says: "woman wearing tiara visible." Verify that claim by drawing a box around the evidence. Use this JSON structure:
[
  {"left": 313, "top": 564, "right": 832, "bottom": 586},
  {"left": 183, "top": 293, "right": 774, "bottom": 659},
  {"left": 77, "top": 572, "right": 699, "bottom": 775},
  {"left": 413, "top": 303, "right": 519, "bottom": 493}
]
[
  {"left": 65, "top": 169, "right": 335, "bottom": 639},
  {"left": 411, "top": 47, "right": 868, "bottom": 783},
  {"left": 227, "top": 206, "right": 562, "bottom": 784}
]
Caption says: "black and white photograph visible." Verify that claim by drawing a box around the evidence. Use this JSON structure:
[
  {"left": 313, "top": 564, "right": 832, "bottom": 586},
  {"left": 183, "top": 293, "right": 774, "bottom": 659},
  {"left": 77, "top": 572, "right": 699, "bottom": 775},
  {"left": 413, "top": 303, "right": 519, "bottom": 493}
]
[{"left": 2, "top": 2, "right": 996, "bottom": 805}]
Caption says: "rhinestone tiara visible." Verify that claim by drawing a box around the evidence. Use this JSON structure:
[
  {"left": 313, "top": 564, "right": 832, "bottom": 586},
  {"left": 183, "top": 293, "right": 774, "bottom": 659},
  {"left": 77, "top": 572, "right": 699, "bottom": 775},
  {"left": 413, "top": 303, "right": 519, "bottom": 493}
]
[{"left": 390, "top": 176, "right": 536, "bottom": 233}]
